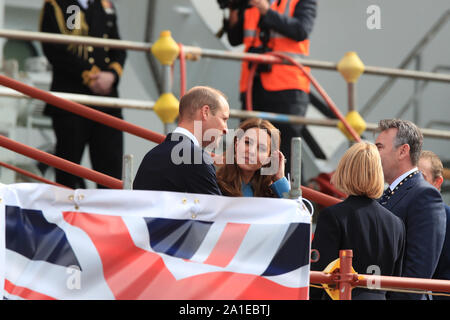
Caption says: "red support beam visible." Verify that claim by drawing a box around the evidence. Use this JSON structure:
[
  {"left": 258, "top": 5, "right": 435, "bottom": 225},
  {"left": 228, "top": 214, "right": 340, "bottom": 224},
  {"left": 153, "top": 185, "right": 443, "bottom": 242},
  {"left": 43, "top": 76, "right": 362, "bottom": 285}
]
[
  {"left": 0, "top": 161, "right": 69, "bottom": 189},
  {"left": 301, "top": 186, "right": 342, "bottom": 207},
  {"left": 0, "top": 74, "right": 166, "bottom": 144},
  {"left": 0, "top": 135, "right": 122, "bottom": 189},
  {"left": 356, "top": 274, "right": 450, "bottom": 294}
]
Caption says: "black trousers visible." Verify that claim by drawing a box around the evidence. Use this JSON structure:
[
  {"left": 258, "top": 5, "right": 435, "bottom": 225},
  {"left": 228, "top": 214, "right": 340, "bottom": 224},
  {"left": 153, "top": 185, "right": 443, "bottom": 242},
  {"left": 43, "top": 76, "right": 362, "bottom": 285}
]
[
  {"left": 241, "top": 76, "right": 309, "bottom": 176},
  {"left": 51, "top": 114, "right": 124, "bottom": 189}
]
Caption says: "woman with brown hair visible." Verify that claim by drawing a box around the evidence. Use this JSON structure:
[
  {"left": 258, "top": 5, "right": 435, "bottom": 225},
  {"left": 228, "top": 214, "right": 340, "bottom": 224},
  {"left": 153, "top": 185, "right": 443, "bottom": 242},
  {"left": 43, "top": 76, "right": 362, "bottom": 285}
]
[
  {"left": 216, "top": 118, "right": 290, "bottom": 198},
  {"left": 310, "top": 141, "right": 405, "bottom": 300}
]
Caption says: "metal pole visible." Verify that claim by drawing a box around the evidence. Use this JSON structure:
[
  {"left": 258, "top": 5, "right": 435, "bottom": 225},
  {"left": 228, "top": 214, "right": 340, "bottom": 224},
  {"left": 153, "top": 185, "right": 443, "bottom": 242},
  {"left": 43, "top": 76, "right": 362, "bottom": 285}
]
[
  {"left": 289, "top": 137, "right": 302, "bottom": 199},
  {"left": 0, "top": 29, "right": 449, "bottom": 83},
  {"left": 0, "top": 87, "right": 155, "bottom": 110},
  {"left": 338, "top": 250, "right": 354, "bottom": 300},
  {"left": 161, "top": 64, "right": 173, "bottom": 135},
  {"left": 413, "top": 55, "right": 422, "bottom": 126},
  {"left": 348, "top": 82, "right": 356, "bottom": 112},
  {"left": 122, "top": 154, "right": 133, "bottom": 190},
  {"left": 1, "top": 85, "right": 449, "bottom": 139},
  {"left": 0, "top": 28, "right": 151, "bottom": 51},
  {"left": 347, "top": 82, "right": 356, "bottom": 147},
  {"left": 162, "top": 64, "right": 172, "bottom": 94}
]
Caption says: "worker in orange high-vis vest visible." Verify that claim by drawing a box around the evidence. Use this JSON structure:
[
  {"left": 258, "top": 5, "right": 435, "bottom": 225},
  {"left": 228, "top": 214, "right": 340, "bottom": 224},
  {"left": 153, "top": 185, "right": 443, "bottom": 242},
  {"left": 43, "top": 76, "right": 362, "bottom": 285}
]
[{"left": 227, "top": 0, "right": 316, "bottom": 176}]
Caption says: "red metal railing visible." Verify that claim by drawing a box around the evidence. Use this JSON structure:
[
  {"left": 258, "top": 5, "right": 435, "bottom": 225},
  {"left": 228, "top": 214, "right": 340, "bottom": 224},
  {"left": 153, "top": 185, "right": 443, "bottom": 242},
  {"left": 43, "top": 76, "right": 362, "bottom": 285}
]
[
  {"left": 0, "top": 134, "right": 122, "bottom": 189},
  {"left": 0, "top": 161, "right": 68, "bottom": 189},
  {"left": 310, "top": 250, "right": 450, "bottom": 300},
  {"left": 0, "top": 75, "right": 165, "bottom": 144}
]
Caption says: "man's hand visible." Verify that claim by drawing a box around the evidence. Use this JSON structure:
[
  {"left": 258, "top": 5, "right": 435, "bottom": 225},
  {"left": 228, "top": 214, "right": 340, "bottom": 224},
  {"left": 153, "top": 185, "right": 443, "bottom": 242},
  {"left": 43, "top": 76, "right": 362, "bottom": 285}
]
[
  {"left": 89, "top": 71, "right": 115, "bottom": 96},
  {"left": 250, "top": 0, "right": 270, "bottom": 15}
]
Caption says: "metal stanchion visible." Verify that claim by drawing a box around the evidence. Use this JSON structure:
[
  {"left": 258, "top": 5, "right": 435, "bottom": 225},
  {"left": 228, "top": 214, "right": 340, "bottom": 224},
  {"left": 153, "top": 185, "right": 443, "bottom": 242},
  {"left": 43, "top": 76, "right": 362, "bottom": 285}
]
[
  {"left": 151, "top": 30, "right": 180, "bottom": 134},
  {"left": 338, "top": 250, "right": 355, "bottom": 300},
  {"left": 289, "top": 137, "right": 302, "bottom": 199},
  {"left": 336, "top": 52, "right": 366, "bottom": 143},
  {"left": 122, "top": 154, "right": 134, "bottom": 190}
]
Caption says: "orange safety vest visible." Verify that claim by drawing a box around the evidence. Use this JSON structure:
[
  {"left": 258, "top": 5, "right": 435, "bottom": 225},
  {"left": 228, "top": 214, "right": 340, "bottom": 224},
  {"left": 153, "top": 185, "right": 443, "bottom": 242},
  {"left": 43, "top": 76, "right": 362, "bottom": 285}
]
[{"left": 240, "top": 0, "right": 311, "bottom": 93}]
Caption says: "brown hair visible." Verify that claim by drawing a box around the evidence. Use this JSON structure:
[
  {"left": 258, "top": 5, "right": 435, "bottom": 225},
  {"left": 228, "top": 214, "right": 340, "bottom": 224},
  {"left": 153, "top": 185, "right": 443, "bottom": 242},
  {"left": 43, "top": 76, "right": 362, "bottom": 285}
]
[
  {"left": 331, "top": 141, "right": 384, "bottom": 199},
  {"left": 178, "top": 86, "right": 228, "bottom": 120},
  {"left": 216, "top": 118, "right": 280, "bottom": 197},
  {"left": 420, "top": 150, "right": 443, "bottom": 181}
]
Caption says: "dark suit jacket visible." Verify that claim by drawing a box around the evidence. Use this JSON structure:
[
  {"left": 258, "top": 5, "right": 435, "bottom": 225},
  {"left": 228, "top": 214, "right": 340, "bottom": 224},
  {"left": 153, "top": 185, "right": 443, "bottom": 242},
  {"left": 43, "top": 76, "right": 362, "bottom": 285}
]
[
  {"left": 433, "top": 204, "right": 450, "bottom": 300},
  {"left": 310, "top": 196, "right": 405, "bottom": 300},
  {"left": 133, "top": 133, "right": 222, "bottom": 195},
  {"left": 380, "top": 172, "right": 446, "bottom": 300}
]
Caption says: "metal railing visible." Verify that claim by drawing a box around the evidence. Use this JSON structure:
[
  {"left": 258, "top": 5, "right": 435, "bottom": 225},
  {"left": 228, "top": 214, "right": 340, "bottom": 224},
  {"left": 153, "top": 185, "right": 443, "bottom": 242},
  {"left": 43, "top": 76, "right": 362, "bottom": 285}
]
[
  {"left": 361, "top": 10, "right": 450, "bottom": 116},
  {"left": 310, "top": 249, "right": 450, "bottom": 300},
  {"left": 3, "top": 87, "right": 449, "bottom": 140},
  {"left": 1, "top": 28, "right": 450, "bottom": 83}
]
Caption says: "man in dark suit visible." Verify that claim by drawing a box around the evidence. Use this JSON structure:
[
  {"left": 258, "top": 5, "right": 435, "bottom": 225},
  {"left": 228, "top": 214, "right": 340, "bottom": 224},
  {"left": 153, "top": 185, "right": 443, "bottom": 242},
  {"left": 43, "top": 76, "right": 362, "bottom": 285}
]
[
  {"left": 133, "top": 86, "right": 230, "bottom": 195},
  {"left": 40, "top": 0, "right": 127, "bottom": 189},
  {"left": 375, "top": 119, "right": 446, "bottom": 300},
  {"left": 418, "top": 150, "right": 450, "bottom": 300}
]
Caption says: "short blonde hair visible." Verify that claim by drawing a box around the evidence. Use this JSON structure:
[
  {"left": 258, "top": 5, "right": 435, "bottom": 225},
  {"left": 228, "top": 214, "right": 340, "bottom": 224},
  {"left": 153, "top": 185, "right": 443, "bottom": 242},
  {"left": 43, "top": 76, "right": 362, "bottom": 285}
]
[{"left": 331, "top": 142, "right": 384, "bottom": 199}]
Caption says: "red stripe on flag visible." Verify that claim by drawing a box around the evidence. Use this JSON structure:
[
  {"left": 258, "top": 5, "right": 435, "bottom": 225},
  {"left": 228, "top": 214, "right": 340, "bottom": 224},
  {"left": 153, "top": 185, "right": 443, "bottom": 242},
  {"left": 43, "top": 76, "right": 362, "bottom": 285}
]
[
  {"left": 203, "top": 223, "right": 250, "bottom": 268},
  {"left": 63, "top": 211, "right": 307, "bottom": 300},
  {"left": 4, "top": 279, "right": 57, "bottom": 300}
]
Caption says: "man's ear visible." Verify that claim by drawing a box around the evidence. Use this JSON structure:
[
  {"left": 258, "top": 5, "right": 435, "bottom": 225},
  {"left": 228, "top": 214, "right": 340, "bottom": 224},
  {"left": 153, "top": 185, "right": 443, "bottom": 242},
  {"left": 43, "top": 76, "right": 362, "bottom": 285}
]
[
  {"left": 433, "top": 176, "right": 444, "bottom": 191},
  {"left": 200, "top": 105, "right": 210, "bottom": 120},
  {"left": 398, "top": 144, "right": 410, "bottom": 161}
]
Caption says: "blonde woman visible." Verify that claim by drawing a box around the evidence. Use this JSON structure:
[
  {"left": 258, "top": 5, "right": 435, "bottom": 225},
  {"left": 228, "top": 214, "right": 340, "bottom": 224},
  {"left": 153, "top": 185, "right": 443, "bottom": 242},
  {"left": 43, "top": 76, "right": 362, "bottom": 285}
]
[{"left": 310, "top": 142, "right": 405, "bottom": 300}]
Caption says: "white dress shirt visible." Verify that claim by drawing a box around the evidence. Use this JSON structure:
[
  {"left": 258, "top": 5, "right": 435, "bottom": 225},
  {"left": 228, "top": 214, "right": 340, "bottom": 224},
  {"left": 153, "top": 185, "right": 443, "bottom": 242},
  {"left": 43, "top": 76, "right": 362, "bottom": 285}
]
[
  {"left": 77, "top": 0, "right": 90, "bottom": 9},
  {"left": 172, "top": 127, "right": 200, "bottom": 147}
]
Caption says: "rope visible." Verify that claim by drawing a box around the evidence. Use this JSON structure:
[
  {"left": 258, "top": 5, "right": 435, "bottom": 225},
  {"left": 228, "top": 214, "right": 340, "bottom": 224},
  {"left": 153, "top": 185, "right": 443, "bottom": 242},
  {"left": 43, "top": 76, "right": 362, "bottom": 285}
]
[
  {"left": 178, "top": 43, "right": 187, "bottom": 98},
  {"left": 245, "top": 51, "right": 362, "bottom": 142}
]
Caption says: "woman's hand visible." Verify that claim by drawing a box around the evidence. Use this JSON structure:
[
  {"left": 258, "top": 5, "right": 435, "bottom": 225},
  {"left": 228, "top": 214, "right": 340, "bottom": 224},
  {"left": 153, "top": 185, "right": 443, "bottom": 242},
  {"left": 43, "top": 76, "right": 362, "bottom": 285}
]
[{"left": 272, "top": 150, "right": 286, "bottom": 182}]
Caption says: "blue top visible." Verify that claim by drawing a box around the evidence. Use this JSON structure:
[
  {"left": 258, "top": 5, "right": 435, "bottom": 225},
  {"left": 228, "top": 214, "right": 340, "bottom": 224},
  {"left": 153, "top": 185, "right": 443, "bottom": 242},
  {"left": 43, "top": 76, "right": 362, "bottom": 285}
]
[{"left": 242, "top": 177, "right": 290, "bottom": 198}]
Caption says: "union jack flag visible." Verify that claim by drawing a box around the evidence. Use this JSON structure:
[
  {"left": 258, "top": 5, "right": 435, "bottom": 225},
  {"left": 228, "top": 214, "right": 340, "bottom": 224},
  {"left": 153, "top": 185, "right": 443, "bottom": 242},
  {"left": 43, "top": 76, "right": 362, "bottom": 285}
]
[{"left": 0, "top": 183, "right": 311, "bottom": 300}]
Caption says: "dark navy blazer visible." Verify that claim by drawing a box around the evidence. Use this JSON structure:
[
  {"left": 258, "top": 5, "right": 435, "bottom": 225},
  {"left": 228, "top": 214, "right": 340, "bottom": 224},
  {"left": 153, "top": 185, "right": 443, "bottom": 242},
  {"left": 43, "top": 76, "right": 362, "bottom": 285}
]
[
  {"left": 433, "top": 204, "right": 450, "bottom": 300},
  {"left": 133, "top": 133, "right": 222, "bottom": 195},
  {"left": 310, "top": 196, "right": 405, "bottom": 300},
  {"left": 380, "top": 172, "right": 446, "bottom": 300}
]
